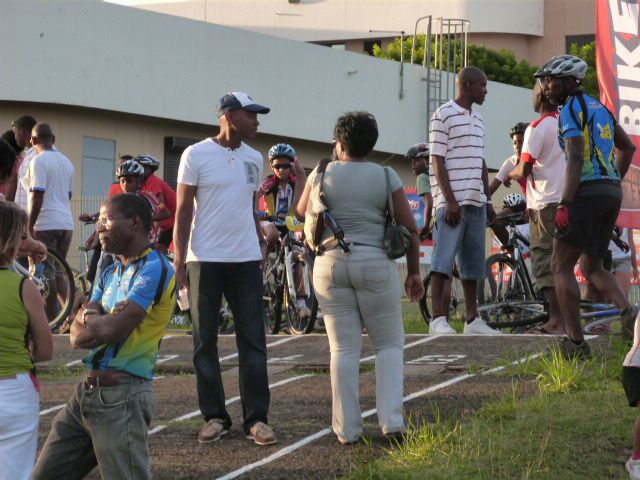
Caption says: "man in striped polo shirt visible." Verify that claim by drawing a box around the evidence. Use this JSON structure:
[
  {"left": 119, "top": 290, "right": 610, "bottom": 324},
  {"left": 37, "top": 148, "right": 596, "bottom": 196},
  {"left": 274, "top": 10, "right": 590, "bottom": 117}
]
[{"left": 428, "top": 66, "right": 501, "bottom": 335}]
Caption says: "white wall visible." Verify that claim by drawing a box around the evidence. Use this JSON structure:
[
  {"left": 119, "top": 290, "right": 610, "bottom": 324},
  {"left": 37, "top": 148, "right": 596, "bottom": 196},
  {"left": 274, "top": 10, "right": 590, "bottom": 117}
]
[
  {"left": 125, "top": 0, "right": 545, "bottom": 41},
  {"left": 1, "top": 0, "right": 537, "bottom": 168}
]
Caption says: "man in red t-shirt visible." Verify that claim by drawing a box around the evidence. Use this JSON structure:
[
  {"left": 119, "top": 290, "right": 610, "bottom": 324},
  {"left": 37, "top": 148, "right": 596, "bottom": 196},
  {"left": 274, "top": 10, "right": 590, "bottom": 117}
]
[{"left": 135, "top": 154, "right": 176, "bottom": 253}]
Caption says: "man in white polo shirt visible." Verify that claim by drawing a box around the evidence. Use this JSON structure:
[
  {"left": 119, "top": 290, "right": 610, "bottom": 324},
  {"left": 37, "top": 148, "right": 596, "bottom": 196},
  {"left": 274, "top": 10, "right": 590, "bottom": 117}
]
[
  {"left": 27, "top": 123, "right": 74, "bottom": 257},
  {"left": 173, "top": 92, "right": 276, "bottom": 446},
  {"left": 507, "top": 81, "right": 564, "bottom": 334},
  {"left": 428, "top": 66, "right": 500, "bottom": 335}
]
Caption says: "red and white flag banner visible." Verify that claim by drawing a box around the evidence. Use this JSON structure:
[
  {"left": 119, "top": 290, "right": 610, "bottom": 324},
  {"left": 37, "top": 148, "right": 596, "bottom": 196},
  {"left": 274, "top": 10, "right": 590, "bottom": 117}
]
[{"left": 596, "top": 0, "right": 640, "bottom": 227}]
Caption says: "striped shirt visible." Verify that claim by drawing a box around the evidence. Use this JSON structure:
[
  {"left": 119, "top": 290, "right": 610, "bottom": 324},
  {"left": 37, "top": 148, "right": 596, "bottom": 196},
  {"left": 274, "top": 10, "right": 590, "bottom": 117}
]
[{"left": 428, "top": 100, "right": 487, "bottom": 209}]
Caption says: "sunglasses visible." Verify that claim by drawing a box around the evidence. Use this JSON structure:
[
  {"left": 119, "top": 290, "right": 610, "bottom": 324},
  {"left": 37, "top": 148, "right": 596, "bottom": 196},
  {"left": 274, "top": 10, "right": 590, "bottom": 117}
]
[{"left": 272, "top": 164, "right": 292, "bottom": 170}]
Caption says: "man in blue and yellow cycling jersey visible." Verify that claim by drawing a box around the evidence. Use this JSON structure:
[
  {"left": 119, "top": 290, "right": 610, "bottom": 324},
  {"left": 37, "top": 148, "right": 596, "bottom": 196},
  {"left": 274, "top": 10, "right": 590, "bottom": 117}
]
[
  {"left": 536, "top": 54, "right": 637, "bottom": 357},
  {"left": 259, "top": 143, "right": 310, "bottom": 319},
  {"left": 34, "top": 193, "right": 175, "bottom": 479}
]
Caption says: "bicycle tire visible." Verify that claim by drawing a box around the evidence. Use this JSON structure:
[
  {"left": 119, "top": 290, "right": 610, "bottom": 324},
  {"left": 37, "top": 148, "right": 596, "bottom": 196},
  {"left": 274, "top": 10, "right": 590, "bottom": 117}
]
[
  {"left": 35, "top": 249, "right": 76, "bottom": 331},
  {"left": 479, "top": 254, "right": 531, "bottom": 306},
  {"left": 419, "top": 271, "right": 464, "bottom": 324},
  {"left": 263, "top": 257, "right": 282, "bottom": 334},
  {"left": 480, "top": 300, "right": 548, "bottom": 330},
  {"left": 285, "top": 253, "right": 317, "bottom": 335},
  {"left": 218, "top": 297, "right": 235, "bottom": 334}
]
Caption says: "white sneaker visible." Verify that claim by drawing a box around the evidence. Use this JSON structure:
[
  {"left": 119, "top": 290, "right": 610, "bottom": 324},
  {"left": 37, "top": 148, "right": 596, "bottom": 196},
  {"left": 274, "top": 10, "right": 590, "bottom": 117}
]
[
  {"left": 627, "top": 458, "right": 640, "bottom": 480},
  {"left": 463, "top": 317, "right": 503, "bottom": 335},
  {"left": 429, "top": 316, "right": 456, "bottom": 335}
]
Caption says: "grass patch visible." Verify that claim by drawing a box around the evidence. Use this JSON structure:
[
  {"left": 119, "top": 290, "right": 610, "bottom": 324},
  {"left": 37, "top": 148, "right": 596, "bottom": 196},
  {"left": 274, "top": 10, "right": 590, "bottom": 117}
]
[{"left": 345, "top": 338, "right": 635, "bottom": 480}]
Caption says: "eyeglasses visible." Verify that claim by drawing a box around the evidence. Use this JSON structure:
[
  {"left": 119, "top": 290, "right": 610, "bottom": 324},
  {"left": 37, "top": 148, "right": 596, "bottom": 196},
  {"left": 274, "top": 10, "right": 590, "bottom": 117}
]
[
  {"left": 96, "top": 215, "right": 129, "bottom": 228},
  {"left": 272, "top": 164, "right": 292, "bottom": 170}
]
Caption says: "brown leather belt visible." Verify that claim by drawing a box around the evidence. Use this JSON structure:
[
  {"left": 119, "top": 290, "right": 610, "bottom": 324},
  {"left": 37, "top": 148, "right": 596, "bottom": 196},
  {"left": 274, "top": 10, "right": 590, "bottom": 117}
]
[{"left": 85, "top": 373, "right": 133, "bottom": 388}]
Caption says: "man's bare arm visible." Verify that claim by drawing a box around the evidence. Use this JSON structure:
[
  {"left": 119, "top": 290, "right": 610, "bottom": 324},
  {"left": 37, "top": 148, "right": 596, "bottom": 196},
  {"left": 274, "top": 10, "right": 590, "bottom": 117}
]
[
  {"left": 28, "top": 190, "right": 44, "bottom": 235},
  {"left": 562, "top": 136, "right": 585, "bottom": 202},
  {"left": 508, "top": 161, "right": 533, "bottom": 181},
  {"left": 71, "top": 301, "right": 146, "bottom": 350},
  {"left": 173, "top": 183, "right": 196, "bottom": 288}
]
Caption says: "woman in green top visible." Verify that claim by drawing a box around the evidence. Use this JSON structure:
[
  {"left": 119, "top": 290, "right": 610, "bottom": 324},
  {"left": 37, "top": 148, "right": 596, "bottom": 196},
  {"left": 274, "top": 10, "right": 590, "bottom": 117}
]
[{"left": 0, "top": 201, "right": 52, "bottom": 480}]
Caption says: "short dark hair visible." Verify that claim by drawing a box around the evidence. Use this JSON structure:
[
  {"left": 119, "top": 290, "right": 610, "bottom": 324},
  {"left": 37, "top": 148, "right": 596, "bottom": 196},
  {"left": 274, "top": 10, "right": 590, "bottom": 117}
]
[
  {"left": 1, "top": 130, "right": 20, "bottom": 154},
  {"left": 107, "top": 193, "right": 152, "bottom": 233},
  {"left": 333, "top": 111, "right": 378, "bottom": 158},
  {"left": 0, "top": 138, "right": 17, "bottom": 184},
  {"left": 12, "top": 115, "right": 37, "bottom": 131}
]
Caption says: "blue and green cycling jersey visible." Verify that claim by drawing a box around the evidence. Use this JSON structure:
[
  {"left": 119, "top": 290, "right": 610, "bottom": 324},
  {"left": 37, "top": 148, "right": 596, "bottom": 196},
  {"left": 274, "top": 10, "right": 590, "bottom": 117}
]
[
  {"left": 86, "top": 248, "right": 176, "bottom": 380},
  {"left": 558, "top": 92, "right": 620, "bottom": 183}
]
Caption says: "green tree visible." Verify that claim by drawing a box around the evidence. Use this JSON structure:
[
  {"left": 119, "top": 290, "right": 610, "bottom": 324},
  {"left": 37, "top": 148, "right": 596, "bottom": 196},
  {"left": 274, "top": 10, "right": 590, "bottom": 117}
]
[
  {"left": 374, "top": 34, "right": 538, "bottom": 89},
  {"left": 569, "top": 41, "right": 599, "bottom": 97}
]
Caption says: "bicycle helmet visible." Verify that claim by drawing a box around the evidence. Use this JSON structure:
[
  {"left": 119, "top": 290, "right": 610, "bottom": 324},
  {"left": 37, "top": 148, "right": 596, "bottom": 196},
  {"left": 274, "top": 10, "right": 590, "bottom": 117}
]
[
  {"left": 534, "top": 55, "right": 588, "bottom": 80},
  {"left": 509, "top": 122, "right": 529, "bottom": 138},
  {"left": 503, "top": 192, "right": 526, "bottom": 211},
  {"left": 134, "top": 154, "right": 160, "bottom": 171},
  {"left": 405, "top": 143, "right": 430, "bottom": 159},
  {"left": 268, "top": 143, "right": 296, "bottom": 161},
  {"left": 116, "top": 159, "right": 145, "bottom": 178}
]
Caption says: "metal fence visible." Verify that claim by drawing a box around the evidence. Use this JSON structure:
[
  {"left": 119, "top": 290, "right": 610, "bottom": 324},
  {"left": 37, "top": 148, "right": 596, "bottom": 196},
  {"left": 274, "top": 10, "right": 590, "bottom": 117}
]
[{"left": 67, "top": 196, "right": 106, "bottom": 272}]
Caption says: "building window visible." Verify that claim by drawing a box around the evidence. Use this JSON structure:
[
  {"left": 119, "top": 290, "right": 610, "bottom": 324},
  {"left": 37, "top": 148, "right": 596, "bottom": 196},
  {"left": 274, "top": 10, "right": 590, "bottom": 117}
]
[
  {"left": 164, "top": 136, "right": 197, "bottom": 190},
  {"left": 364, "top": 40, "right": 381, "bottom": 56},
  {"left": 565, "top": 34, "right": 595, "bottom": 52},
  {"left": 82, "top": 136, "right": 115, "bottom": 197}
]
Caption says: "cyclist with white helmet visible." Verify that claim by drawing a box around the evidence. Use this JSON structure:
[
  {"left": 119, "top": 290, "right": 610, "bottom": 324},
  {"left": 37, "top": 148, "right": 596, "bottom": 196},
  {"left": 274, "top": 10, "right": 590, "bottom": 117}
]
[
  {"left": 537, "top": 54, "right": 637, "bottom": 357},
  {"left": 406, "top": 143, "right": 433, "bottom": 240},
  {"left": 258, "top": 143, "right": 309, "bottom": 319},
  {"left": 504, "top": 81, "right": 565, "bottom": 334},
  {"left": 489, "top": 122, "right": 528, "bottom": 197},
  {"left": 116, "top": 159, "right": 170, "bottom": 246},
  {"left": 136, "top": 154, "right": 177, "bottom": 253}
]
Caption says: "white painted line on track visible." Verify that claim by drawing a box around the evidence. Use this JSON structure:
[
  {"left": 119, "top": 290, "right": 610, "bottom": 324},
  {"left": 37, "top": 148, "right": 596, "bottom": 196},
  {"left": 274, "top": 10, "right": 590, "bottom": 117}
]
[
  {"left": 360, "top": 335, "right": 439, "bottom": 363},
  {"left": 150, "top": 335, "right": 434, "bottom": 435},
  {"left": 65, "top": 359, "right": 82, "bottom": 367},
  {"left": 219, "top": 336, "right": 298, "bottom": 363},
  {"left": 215, "top": 351, "right": 542, "bottom": 480},
  {"left": 148, "top": 374, "right": 314, "bottom": 435}
]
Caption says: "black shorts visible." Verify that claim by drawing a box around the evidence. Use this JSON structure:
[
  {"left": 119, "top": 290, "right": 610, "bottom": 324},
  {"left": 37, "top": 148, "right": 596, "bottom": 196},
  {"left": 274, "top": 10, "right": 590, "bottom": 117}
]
[
  {"left": 158, "top": 228, "right": 173, "bottom": 247},
  {"left": 555, "top": 194, "right": 621, "bottom": 258},
  {"left": 623, "top": 367, "right": 640, "bottom": 407}
]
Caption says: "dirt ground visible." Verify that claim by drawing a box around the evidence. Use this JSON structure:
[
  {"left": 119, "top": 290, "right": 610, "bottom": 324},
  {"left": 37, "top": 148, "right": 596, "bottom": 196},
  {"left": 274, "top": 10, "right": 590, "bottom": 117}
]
[{"left": 37, "top": 333, "right": 573, "bottom": 479}]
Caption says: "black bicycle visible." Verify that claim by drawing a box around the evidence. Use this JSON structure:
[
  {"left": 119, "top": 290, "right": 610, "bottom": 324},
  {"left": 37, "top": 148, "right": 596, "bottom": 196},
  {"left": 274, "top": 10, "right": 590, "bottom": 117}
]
[{"left": 262, "top": 216, "right": 318, "bottom": 335}]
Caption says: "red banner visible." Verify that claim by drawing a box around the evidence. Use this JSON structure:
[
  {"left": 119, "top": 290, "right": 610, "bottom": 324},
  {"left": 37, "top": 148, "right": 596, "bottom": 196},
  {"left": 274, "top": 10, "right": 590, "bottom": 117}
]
[{"left": 596, "top": 0, "right": 640, "bottom": 227}]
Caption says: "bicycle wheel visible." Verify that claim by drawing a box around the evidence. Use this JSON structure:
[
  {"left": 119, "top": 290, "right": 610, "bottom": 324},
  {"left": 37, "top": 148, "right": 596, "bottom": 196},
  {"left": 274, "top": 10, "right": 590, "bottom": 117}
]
[
  {"left": 33, "top": 249, "right": 76, "bottom": 331},
  {"left": 480, "top": 300, "right": 547, "bottom": 331},
  {"left": 479, "top": 254, "right": 530, "bottom": 305},
  {"left": 263, "top": 256, "right": 283, "bottom": 334},
  {"left": 218, "top": 296, "right": 235, "bottom": 334},
  {"left": 419, "top": 271, "right": 464, "bottom": 324},
  {"left": 285, "top": 253, "right": 317, "bottom": 335}
]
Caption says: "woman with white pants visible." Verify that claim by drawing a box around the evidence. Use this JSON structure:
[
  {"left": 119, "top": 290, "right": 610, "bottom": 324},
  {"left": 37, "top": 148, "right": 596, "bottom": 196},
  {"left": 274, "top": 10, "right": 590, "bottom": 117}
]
[
  {"left": 0, "top": 201, "right": 53, "bottom": 479},
  {"left": 297, "top": 112, "right": 424, "bottom": 444}
]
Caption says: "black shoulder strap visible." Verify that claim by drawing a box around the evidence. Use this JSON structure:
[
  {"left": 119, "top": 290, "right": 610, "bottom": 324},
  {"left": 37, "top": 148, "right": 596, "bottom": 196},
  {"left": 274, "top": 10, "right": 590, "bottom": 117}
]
[{"left": 154, "top": 252, "right": 170, "bottom": 306}]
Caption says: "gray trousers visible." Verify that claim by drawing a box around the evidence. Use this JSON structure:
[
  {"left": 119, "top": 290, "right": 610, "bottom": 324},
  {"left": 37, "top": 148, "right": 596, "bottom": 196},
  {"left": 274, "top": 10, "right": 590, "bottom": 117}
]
[
  {"left": 33, "top": 377, "right": 155, "bottom": 480},
  {"left": 313, "top": 246, "right": 405, "bottom": 444}
]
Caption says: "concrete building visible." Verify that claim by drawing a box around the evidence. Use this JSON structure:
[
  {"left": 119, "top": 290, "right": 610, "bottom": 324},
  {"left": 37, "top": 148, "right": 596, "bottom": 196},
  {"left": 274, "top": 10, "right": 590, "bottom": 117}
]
[
  {"left": 122, "top": 0, "right": 596, "bottom": 66},
  {"left": 1, "top": 0, "right": 536, "bottom": 266}
]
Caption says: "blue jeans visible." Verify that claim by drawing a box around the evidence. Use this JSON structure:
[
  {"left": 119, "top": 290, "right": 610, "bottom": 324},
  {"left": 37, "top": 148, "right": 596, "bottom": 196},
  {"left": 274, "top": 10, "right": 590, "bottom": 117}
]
[
  {"left": 431, "top": 205, "right": 486, "bottom": 280},
  {"left": 33, "top": 378, "right": 154, "bottom": 480},
  {"left": 187, "top": 261, "right": 269, "bottom": 434}
]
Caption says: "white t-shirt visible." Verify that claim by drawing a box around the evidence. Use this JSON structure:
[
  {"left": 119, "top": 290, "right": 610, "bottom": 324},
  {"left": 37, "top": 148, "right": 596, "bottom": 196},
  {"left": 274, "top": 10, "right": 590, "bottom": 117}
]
[
  {"left": 610, "top": 228, "right": 631, "bottom": 261},
  {"left": 520, "top": 112, "right": 565, "bottom": 210},
  {"left": 27, "top": 149, "right": 74, "bottom": 231},
  {"left": 495, "top": 155, "right": 518, "bottom": 183},
  {"left": 429, "top": 100, "right": 487, "bottom": 209},
  {"left": 177, "top": 138, "right": 263, "bottom": 263},
  {"left": 16, "top": 147, "right": 38, "bottom": 210}
]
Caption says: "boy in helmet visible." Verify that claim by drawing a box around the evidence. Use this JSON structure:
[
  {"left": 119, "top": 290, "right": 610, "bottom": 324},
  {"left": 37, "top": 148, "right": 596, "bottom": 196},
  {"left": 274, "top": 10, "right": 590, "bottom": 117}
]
[
  {"left": 489, "top": 122, "right": 528, "bottom": 197},
  {"left": 406, "top": 143, "right": 433, "bottom": 240},
  {"left": 536, "top": 54, "right": 637, "bottom": 356},
  {"left": 258, "top": 143, "right": 309, "bottom": 319},
  {"left": 117, "top": 159, "right": 170, "bottom": 247}
]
